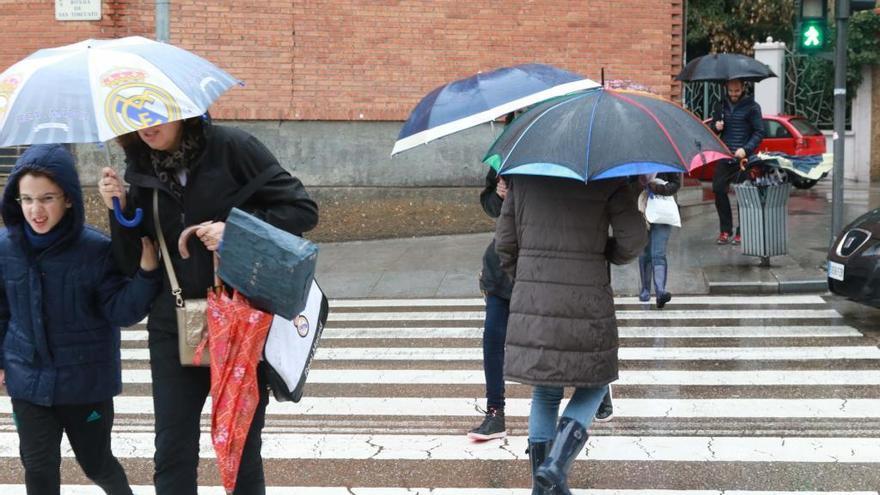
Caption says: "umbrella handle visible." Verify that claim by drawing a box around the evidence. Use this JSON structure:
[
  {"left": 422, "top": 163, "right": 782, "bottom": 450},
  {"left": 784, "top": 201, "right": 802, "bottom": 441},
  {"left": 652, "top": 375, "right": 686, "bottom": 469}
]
[{"left": 113, "top": 197, "right": 143, "bottom": 228}]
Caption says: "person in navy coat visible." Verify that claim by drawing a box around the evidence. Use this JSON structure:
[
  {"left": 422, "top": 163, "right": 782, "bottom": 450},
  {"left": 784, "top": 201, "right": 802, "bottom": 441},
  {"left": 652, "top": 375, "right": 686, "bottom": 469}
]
[{"left": 0, "top": 144, "right": 161, "bottom": 494}]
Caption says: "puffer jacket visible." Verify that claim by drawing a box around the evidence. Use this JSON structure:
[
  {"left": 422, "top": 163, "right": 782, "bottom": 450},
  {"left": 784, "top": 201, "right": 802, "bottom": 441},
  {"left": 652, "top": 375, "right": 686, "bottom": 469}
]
[
  {"left": 495, "top": 175, "right": 647, "bottom": 387},
  {"left": 0, "top": 145, "right": 161, "bottom": 406},
  {"left": 711, "top": 95, "right": 765, "bottom": 155}
]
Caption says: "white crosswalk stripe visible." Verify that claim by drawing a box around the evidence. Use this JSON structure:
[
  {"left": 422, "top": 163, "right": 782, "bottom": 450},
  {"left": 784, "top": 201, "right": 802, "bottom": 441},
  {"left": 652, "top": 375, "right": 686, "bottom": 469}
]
[{"left": 1, "top": 294, "right": 877, "bottom": 491}]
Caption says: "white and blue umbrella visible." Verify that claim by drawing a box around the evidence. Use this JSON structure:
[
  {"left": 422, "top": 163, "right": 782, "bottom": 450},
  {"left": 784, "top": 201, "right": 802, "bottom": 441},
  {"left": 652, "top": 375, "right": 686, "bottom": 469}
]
[
  {"left": 391, "top": 63, "right": 599, "bottom": 155},
  {"left": 0, "top": 35, "right": 241, "bottom": 147}
]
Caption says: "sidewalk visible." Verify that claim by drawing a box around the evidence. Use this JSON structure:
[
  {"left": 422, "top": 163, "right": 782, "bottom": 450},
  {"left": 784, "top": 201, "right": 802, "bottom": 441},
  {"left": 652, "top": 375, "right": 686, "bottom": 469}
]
[{"left": 315, "top": 179, "right": 880, "bottom": 299}]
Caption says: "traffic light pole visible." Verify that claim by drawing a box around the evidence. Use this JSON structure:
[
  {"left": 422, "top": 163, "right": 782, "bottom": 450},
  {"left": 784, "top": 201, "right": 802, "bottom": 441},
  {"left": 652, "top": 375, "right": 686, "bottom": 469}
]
[{"left": 830, "top": 0, "right": 848, "bottom": 243}]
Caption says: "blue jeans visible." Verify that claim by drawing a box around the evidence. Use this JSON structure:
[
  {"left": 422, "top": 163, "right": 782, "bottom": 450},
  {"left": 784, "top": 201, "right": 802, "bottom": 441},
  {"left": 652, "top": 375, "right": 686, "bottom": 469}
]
[
  {"left": 640, "top": 223, "right": 673, "bottom": 267},
  {"left": 482, "top": 295, "right": 510, "bottom": 410},
  {"left": 528, "top": 385, "right": 609, "bottom": 442}
]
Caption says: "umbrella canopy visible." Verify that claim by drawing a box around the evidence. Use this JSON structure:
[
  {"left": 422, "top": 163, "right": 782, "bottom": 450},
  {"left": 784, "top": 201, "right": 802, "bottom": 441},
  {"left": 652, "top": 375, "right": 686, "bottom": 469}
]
[
  {"left": 483, "top": 88, "right": 731, "bottom": 182},
  {"left": 0, "top": 35, "right": 240, "bottom": 146},
  {"left": 391, "top": 63, "right": 599, "bottom": 155},
  {"left": 676, "top": 53, "right": 776, "bottom": 83},
  {"left": 202, "top": 289, "right": 273, "bottom": 493}
]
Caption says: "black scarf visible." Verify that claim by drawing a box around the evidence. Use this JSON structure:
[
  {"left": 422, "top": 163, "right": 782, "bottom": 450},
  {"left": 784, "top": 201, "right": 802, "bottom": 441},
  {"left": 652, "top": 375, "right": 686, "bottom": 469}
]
[{"left": 149, "top": 129, "right": 206, "bottom": 200}]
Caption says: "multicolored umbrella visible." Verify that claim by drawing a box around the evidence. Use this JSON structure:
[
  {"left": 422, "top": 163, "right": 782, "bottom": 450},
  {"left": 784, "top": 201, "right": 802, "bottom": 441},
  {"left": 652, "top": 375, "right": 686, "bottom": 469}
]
[
  {"left": 391, "top": 63, "right": 598, "bottom": 155},
  {"left": 676, "top": 53, "right": 776, "bottom": 83},
  {"left": 483, "top": 88, "right": 731, "bottom": 182}
]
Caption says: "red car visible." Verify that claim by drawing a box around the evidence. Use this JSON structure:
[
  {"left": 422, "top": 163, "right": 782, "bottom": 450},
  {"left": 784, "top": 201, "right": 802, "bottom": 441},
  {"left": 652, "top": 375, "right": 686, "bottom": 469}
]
[{"left": 689, "top": 114, "right": 827, "bottom": 188}]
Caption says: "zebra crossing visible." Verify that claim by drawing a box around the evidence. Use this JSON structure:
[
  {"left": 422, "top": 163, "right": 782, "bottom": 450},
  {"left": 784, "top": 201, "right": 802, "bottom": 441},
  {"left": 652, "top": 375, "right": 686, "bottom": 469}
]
[{"left": 0, "top": 294, "right": 878, "bottom": 493}]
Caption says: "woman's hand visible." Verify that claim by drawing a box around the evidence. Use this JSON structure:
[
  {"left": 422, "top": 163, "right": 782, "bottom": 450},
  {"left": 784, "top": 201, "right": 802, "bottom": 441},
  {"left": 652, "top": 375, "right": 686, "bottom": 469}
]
[
  {"left": 196, "top": 222, "right": 225, "bottom": 252},
  {"left": 139, "top": 237, "right": 159, "bottom": 271},
  {"left": 0, "top": 369, "right": 5, "bottom": 389},
  {"left": 98, "top": 167, "right": 126, "bottom": 210},
  {"left": 496, "top": 177, "right": 508, "bottom": 200}
]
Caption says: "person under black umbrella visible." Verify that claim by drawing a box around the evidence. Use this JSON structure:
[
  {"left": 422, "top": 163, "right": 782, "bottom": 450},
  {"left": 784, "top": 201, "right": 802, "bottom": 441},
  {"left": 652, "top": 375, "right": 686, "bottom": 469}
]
[{"left": 709, "top": 79, "right": 766, "bottom": 245}]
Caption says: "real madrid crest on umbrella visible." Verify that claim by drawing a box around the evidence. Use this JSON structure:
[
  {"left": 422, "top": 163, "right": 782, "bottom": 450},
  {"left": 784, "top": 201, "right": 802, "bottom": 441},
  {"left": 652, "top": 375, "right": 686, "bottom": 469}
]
[
  {"left": 0, "top": 36, "right": 241, "bottom": 146},
  {"left": 0, "top": 36, "right": 241, "bottom": 226}
]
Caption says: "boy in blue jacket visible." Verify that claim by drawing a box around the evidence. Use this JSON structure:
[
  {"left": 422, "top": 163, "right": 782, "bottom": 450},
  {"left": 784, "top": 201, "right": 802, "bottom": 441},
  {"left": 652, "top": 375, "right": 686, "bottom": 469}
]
[{"left": 0, "top": 144, "right": 161, "bottom": 494}]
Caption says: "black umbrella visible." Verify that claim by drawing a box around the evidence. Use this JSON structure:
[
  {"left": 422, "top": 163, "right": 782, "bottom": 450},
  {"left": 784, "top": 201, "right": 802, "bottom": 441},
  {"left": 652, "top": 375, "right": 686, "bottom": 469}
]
[
  {"left": 676, "top": 53, "right": 777, "bottom": 83},
  {"left": 483, "top": 88, "right": 731, "bottom": 183}
]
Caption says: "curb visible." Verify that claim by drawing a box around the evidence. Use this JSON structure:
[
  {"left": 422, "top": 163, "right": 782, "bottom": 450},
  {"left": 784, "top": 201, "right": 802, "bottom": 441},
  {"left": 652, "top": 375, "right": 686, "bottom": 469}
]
[{"left": 709, "top": 278, "right": 828, "bottom": 295}]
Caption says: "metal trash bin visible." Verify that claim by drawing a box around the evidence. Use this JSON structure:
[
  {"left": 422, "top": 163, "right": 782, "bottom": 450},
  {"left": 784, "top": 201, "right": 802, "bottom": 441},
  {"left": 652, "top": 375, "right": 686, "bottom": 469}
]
[{"left": 732, "top": 182, "right": 792, "bottom": 266}]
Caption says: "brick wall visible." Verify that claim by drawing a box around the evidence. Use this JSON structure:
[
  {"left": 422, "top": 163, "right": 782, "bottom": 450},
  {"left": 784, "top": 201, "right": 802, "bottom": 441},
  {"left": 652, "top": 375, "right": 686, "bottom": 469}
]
[{"left": 0, "top": 0, "right": 684, "bottom": 121}]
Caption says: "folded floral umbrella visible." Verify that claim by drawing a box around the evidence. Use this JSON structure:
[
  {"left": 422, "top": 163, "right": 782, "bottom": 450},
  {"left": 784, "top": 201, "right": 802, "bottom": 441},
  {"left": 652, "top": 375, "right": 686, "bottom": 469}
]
[
  {"left": 196, "top": 289, "right": 273, "bottom": 493},
  {"left": 483, "top": 87, "right": 731, "bottom": 182},
  {"left": 183, "top": 226, "right": 273, "bottom": 492}
]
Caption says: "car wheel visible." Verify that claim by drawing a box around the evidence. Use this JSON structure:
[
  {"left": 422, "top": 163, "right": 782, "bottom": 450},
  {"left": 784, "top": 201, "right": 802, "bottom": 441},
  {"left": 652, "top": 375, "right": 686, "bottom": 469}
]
[{"left": 790, "top": 176, "right": 818, "bottom": 189}]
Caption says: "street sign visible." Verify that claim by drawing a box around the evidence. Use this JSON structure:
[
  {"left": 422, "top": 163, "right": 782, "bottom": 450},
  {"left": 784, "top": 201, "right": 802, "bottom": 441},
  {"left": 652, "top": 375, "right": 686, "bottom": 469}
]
[{"left": 55, "top": 0, "right": 102, "bottom": 21}]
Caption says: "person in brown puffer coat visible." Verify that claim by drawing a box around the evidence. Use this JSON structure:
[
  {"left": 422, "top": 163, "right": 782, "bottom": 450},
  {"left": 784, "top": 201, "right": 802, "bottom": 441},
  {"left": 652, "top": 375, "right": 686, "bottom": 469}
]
[{"left": 495, "top": 174, "right": 646, "bottom": 494}]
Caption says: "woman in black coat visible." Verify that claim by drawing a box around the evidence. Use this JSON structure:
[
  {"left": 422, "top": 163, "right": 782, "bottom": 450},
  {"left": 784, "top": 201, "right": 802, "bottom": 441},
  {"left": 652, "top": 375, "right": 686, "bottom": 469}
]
[{"left": 98, "top": 115, "right": 318, "bottom": 494}]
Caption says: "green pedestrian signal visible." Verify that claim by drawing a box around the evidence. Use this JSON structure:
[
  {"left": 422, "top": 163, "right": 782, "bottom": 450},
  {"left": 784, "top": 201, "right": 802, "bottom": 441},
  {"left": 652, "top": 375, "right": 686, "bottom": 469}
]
[{"left": 799, "top": 19, "right": 827, "bottom": 52}]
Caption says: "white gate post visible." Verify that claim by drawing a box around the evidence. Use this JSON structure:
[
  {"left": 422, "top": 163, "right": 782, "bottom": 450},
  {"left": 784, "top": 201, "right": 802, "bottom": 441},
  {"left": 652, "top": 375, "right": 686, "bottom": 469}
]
[
  {"left": 852, "top": 66, "right": 872, "bottom": 182},
  {"left": 753, "top": 38, "right": 786, "bottom": 115}
]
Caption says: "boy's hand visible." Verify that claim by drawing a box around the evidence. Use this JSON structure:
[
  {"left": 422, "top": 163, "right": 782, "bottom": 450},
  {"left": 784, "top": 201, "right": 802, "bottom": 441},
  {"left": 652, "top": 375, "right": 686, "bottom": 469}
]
[
  {"left": 98, "top": 167, "right": 126, "bottom": 210},
  {"left": 139, "top": 237, "right": 159, "bottom": 272}
]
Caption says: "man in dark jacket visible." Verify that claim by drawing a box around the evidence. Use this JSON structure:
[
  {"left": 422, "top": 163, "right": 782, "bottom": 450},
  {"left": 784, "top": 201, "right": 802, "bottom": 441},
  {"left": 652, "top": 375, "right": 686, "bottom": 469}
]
[
  {"left": 710, "top": 79, "right": 765, "bottom": 244},
  {"left": 0, "top": 144, "right": 161, "bottom": 494}
]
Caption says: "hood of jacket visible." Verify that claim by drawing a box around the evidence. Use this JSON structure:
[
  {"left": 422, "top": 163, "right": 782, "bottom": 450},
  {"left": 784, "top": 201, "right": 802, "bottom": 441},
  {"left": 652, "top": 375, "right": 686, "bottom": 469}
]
[{"left": 1, "top": 144, "right": 85, "bottom": 249}]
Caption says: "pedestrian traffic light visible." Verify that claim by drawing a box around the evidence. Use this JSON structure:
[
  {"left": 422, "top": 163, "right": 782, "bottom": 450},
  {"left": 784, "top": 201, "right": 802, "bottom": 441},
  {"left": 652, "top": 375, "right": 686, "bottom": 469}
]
[
  {"left": 799, "top": 19, "right": 827, "bottom": 52},
  {"left": 797, "top": 0, "right": 829, "bottom": 53}
]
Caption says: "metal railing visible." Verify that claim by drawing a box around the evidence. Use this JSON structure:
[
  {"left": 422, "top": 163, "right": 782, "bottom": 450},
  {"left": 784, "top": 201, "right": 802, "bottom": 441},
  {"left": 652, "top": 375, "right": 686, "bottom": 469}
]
[
  {"left": 783, "top": 47, "right": 849, "bottom": 129},
  {"left": 682, "top": 81, "right": 723, "bottom": 120}
]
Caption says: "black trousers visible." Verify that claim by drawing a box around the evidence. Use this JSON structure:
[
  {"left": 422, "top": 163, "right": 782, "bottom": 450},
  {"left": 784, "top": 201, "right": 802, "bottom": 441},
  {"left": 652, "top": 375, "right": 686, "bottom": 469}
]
[
  {"left": 12, "top": 398, "right": 132, "bottom": 495},
  {"left": 712, "top": 159, "right": 748, "bottom": 235},
  {"left": 149, "top": 329, "right": 269, "bottom": 495}
]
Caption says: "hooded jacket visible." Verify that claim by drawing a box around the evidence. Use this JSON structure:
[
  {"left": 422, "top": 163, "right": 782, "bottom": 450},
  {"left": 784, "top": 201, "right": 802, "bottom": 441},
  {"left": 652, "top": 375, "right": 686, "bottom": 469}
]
[
  {"left": 0, "top": 144, "right": 161, "bottom": 406},
  {"left": 110, "top": 117, "right": 319, "bottom": 334}
]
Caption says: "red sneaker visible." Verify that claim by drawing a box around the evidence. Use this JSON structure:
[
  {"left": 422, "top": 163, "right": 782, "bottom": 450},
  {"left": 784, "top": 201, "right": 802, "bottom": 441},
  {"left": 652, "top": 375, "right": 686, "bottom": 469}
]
[
  {"left": 732, "top": 234, "right": 742, "bottom": 245},
  {"left": 716, "top": 232, "right": 731, "bottom": 244}
]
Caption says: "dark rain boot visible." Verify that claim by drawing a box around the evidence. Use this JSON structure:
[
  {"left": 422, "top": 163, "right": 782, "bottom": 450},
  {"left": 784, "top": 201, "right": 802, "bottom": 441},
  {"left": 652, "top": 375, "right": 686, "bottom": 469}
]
[
  {"left": 527, "top": 440, "right": 553, "bottom": 495},
  {"left": 653, "top": 264, "right": 671, "bottom": 309},
  {"left": 535, "top": 417, "right": 589, "bottom": 494},
  {"left": 638, "top": 256, "right": 652, "bottom": 302}
]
